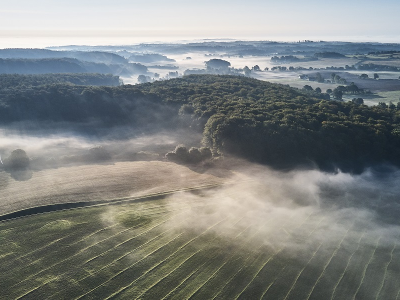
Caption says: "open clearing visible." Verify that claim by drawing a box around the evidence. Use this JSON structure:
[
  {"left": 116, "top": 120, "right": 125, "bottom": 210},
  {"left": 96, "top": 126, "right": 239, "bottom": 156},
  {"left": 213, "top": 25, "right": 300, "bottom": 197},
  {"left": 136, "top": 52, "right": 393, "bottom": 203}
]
[
  {"left": 1, "top": 178, "right": 400, "bottom": 299},
  {"left": 0, "top": 161, "right": 225, "bottom": 217}
]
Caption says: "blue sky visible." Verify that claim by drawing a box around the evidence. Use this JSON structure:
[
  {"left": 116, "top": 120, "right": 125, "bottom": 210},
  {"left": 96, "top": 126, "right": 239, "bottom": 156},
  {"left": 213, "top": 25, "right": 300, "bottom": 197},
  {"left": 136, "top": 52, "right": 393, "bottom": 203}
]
[{"left": 1, "top": 0, "right": 399, "bottom": 46}]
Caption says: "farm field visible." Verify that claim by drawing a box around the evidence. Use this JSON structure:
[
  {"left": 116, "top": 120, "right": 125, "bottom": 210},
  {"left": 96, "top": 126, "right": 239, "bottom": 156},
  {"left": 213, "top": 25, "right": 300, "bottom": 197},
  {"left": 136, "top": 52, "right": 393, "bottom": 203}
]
[
  {"left": 343, "top": 90, "right": 400, "bottom": 106},
  {"left": 0, "top": 161, "right": 225, "bottom": 217},
  {"left": 1, "top": 181, "right": 399, "bottom": 300}
]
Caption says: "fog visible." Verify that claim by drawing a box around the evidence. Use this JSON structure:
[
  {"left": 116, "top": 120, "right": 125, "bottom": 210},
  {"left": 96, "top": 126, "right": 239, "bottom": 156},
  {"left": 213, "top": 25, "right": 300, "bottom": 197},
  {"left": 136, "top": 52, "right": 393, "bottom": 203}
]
[
  {"left": 162, "top": 164, "right": 400, "bottom": 255},
  {"left": 0, "top": 129, "right": 202, "bottom": 171},
  {"left": 3, "top": 127, "right": 400, "bottom": 288}
]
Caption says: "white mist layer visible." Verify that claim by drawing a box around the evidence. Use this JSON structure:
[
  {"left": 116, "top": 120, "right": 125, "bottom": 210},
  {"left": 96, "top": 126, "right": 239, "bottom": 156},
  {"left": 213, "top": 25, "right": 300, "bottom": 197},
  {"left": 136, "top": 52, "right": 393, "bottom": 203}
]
[{"left": 163, "top": 166, "right": 400, "bottom": 253}]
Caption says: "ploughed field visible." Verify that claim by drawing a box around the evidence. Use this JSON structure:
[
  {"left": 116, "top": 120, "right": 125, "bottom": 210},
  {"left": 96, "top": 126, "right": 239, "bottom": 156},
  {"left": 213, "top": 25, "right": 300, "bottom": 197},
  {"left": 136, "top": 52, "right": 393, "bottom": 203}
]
[
  {"left": 0, "top": 161, "right": 224, "bottom": 216},
  {"left": 1, "top": 188, "right": 400, "bottom": 300}
]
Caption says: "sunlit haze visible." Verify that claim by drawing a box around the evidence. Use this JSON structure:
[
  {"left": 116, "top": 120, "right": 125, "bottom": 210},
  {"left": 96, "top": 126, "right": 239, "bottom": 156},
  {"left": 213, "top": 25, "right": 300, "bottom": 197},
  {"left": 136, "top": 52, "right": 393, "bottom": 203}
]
[{"left": 1, "top": 0, "right": 400, "bottom": 47}]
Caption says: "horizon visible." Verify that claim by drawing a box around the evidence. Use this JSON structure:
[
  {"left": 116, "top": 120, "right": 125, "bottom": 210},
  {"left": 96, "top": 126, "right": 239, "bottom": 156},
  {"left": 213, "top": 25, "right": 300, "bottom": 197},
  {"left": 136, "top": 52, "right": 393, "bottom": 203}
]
[
  {"left": 1, "top": 35, "right": 400, "bottom": 49},
  {"left": 1, "top": 0, "right": 399, "bottom": 48}
]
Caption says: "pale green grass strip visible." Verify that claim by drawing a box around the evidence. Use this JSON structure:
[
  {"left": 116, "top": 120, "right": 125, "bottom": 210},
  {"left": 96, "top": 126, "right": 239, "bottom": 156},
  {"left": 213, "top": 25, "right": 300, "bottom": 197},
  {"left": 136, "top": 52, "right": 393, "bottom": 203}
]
[
  {"left": 375, "top": 235, "right": 399, "bottom": 300},
  {"left": 75, "top": 232, "right": 185, "bottom": 299},
  {"left": 102, "top": 217, "right": 230, "bottom": 300},
  {"left": 330, "top": 231, "right": 366, "bottom": 300},
  {"left": 306, "top": 223, "right": 355, "bottom": 300},
  {"left": 283, "top": 243, "right": 323, "bottom": 300},
  {"left": 353, "top": 237, "right": 381, "bottom": 300}
]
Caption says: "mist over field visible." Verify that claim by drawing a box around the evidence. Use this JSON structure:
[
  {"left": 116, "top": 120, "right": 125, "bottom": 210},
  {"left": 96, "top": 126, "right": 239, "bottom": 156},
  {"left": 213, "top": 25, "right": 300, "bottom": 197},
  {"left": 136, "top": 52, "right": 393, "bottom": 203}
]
[
  {"left": 2, "top": 38, "right": 400, "bottom": 298},
  {"left": 164, "top": 165, "right": 400, "bottom": 252}
]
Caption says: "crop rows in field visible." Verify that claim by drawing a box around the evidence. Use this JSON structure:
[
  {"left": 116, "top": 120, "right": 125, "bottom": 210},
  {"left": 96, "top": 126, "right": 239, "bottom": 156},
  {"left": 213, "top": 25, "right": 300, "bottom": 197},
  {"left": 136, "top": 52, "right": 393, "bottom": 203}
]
[{"left": 1, "top": 196, "right": 400, "bottom": 300}]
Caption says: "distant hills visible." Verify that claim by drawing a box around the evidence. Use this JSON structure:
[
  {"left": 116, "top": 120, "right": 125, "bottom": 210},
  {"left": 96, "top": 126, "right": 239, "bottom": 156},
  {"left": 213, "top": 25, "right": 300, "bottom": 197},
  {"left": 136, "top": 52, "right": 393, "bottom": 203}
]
[{"left": 0, "top": 49, "right": 147, "bottom": 76}]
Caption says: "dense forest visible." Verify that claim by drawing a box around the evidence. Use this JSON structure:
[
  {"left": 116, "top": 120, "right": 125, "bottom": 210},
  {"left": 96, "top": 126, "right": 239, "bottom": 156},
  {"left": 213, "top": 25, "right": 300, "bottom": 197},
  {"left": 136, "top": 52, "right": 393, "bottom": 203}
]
[
  {"left": 0, "top": 73, "right": 121, "bottom": 88},
  {"left": 2, "top": 74, "right": 400, "bottom": 172}
]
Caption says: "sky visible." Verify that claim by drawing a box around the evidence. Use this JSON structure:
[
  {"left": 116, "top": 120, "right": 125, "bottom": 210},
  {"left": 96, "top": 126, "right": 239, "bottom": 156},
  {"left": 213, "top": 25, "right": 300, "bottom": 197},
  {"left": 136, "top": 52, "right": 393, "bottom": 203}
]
[{"left": 1, "top": 0, "right": 400, "bottom": 47}]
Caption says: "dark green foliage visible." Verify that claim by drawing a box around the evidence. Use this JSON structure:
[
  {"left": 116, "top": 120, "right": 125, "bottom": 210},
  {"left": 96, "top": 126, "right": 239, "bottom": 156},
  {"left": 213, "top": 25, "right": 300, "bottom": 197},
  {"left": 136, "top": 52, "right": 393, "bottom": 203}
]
[
  {"left": 165, "top": 145, "right": 212, "bottom": 164},
  {"left": 332, "top": 89, "right": 343, "bottom": 100},
  {"left": 2, "top": 74, "right": 400, "bottom": 172},
  {"left": 352, "top": 98, "right": 364, "bottom": 105},
  {"left": 0, "top": 83, "right": 180, "bottom": 129},
  {"left": 0, "top": 73, "right": 120, "bottom": 87},
  {"left": 199, "top": 147, "right": 212, "bottom": 160},
  {"left": 205, "top": 59, "right": 231, "bottom": 70},
  {"left": 137, "top": 75, "right": 400, "bottom": 172},
  {"left": 314, "top": 52, "right": 346, "bottom": 58},
  {"left": 303, "top": 85, "right": 313, "bottom": 91},
  {"left": 188, "top": 147, "right": 203, "bottom": 163}
]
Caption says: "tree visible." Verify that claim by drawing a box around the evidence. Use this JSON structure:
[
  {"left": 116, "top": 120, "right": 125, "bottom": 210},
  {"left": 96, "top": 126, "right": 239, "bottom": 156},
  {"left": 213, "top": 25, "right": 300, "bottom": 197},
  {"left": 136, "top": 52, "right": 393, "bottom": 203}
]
[
  {"left": 315, "top": 87, "right": 322, "bottom": 93},
  {"left": 252, "top": 65, "right": 261, "bottom": 72},
  {"left": 347, "top": 83, "right": 360, "bottom": 94},
  {"left": 188, "top": 147, "right": 202, "bottom": 163},
  {"left": 326, "top": 88, "right": 333, "bottom": 94},
  {"left": 137, "top": 74, "right": 148, "bottom": 83},
  {"left": 243, "top": 66, "right": 251, "bottom": 76},
  {"left": 199, "top": 147, "right": 212, "bottom": 160},
  {"left": 303, "top": 85, "right": 313, "bottom": 91},
  {"left": 374, "top": 73, "right": 379, "bottom": 80},
  {"left": 205, "top": 59, "right": 231, "bottom": 70},
  {"left": 352, "top": 98, "right": 364, "bottom": 105},
  {"left": 332, "top": 88, "right": 343, "bottom": 100},
  {"left": 264, "top": 67, "right": 269, "bottom": 71},
  {"left": 316, "top": 72, "right": 324, "bottom": 83},
  {"left": 359, "top": 74, "right": 369, "bottom": 79},
  {"left": 378, "top": 102, "right": 387, "bottom": 108}
]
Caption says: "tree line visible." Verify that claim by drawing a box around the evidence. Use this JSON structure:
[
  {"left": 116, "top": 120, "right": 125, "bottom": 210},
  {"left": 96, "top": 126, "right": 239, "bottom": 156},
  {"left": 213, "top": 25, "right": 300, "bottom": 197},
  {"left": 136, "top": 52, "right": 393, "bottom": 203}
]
[{"left": 2, "top": 74, "right": 400, "bottom": 172}]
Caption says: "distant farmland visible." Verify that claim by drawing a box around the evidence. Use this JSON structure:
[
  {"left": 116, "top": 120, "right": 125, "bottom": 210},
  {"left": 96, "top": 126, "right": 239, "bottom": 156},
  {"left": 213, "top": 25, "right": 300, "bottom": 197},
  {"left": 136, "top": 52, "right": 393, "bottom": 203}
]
[{"left": 1, "top": 184, "right": 399, "bottom": 300}]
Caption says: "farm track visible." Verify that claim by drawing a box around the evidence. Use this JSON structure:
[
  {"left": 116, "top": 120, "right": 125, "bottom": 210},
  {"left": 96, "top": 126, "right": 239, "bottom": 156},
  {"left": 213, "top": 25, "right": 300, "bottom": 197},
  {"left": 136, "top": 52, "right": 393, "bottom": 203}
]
[{"left": 1, "top": 192, "right": 400, "bottom": 299}]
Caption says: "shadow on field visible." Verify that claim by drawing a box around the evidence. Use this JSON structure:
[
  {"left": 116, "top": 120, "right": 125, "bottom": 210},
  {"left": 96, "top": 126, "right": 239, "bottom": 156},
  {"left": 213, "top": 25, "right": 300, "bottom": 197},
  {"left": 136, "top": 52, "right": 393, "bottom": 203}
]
[
  {"left": 0, "top": 172, "right": 10, "bottom": 189},
  {"left": 8, "top": 169, "right": 33, "bottom": 181}
]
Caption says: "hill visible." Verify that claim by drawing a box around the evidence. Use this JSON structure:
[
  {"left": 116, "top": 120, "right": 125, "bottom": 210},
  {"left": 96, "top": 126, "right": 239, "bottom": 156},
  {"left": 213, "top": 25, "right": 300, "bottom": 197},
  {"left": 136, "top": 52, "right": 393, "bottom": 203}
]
[
  {"left": 2, "top": 74, "right": 400, "bottom": 171},
  {"left": 0, "top": 73, "right": 121, "bottom": 88}
]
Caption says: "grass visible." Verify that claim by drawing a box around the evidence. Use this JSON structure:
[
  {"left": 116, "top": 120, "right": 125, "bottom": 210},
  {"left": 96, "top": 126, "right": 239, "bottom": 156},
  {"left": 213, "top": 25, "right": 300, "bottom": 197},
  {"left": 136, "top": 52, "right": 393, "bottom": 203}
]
[
  {"left": 1, "top": 190, "right": 400, "bottom": 299},
  {"left": 0, "top": 161, "right": 224, "bottom": 216}
]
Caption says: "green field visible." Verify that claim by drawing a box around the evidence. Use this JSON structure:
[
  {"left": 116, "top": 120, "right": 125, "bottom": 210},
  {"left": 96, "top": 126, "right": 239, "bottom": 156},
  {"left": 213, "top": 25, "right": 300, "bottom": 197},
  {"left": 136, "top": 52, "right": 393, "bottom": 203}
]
[{"left": 1, "top": 191, "right": 399, "bottom": 300}]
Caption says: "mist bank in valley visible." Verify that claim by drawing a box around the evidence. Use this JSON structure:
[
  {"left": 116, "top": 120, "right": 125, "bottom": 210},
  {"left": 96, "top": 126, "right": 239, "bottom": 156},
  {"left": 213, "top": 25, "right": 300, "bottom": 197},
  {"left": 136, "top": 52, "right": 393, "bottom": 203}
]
[{"left": 47, "top": 40, "right": 400, "bottom": 57}]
